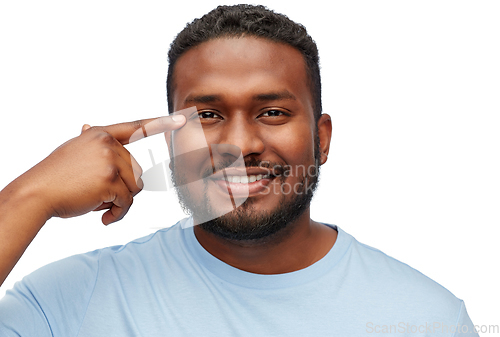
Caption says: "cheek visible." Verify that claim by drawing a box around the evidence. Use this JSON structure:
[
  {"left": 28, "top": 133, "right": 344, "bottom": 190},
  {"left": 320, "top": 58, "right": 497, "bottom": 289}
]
[
  {"left": 172, "top": 123, "right": 209, "bottom": 156},
  {"left": 171, "top": 123, "right": 212, "bottom": 176},
  {"left": 267, "top": 124, "right": 316, "bottom": 165}
]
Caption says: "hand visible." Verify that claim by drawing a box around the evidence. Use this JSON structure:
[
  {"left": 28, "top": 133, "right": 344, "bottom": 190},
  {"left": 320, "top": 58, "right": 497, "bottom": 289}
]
[{"left": 22, "top": 115, "right": 185, "bottom": 225}]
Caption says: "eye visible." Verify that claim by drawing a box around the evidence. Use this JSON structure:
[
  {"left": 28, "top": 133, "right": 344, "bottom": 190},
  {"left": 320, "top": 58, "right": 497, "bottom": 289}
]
[
  {"left": 260, "top": 110, "right": 285, "bottom": 117},
  {"left": 198, "top": 111, "right": 221, "bottom": 119},
  {"left": 257, "top": 109, "right": 291, "bottom": 125},
  {"left": 195, "top": 110, "right": 223, "bottom": 125}
]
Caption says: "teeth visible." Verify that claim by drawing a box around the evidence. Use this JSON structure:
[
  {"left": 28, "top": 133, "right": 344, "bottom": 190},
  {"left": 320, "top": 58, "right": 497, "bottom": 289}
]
[{"left": 225, "top": 175, "right": 265, "bottom": 183}]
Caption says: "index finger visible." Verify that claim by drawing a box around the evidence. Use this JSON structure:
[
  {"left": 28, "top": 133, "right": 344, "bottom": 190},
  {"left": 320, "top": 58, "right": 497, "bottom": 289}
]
[{"left": 99, "top": 110, "right": 191, "bottom": 145}]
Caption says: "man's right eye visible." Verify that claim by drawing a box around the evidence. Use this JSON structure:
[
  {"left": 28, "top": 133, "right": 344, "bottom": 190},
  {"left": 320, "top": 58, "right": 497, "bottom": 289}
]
[
  {"left": 198, "top": 111, "right": 222, "bottom": 119},
  {"left": 195, "top": 111, "right": 223, "bottom": 125}
]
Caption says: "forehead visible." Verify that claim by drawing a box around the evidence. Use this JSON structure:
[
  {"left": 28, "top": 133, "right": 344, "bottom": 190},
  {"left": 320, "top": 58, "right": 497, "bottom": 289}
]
[{"left": 171, "top": 36, "right": 312, "bottom": 111}]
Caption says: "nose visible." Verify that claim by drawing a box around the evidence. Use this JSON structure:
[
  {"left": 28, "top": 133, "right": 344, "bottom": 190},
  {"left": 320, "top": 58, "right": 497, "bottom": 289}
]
[{"left": 213, "top": 117, "right": 265, "bottom": 159}]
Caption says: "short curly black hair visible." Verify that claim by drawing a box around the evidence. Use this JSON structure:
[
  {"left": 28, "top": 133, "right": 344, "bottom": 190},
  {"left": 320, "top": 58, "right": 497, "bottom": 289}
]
[{"left": 167, "top": 4, "right": 322, "bottom": 121}]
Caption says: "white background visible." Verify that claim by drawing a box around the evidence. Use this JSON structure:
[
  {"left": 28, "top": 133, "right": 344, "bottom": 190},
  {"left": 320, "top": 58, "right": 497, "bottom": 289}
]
[{"left": 0, "top": 0, "right": 498, "bottom": 333}]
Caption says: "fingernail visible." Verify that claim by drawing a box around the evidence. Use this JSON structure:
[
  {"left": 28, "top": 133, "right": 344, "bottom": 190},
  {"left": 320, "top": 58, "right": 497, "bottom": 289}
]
[
  {"left": 81, "top": 124, "right": 91, "bottom": 132},
  {"left": 171, "top": 115, "right": 185, "bottom": 123}
]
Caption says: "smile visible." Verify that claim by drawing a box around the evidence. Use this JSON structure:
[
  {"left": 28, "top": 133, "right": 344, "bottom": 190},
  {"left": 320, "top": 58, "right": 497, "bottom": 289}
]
[
  {"left": 223, "top": 174, "right": 270, "bottom": 184},
  {"left": 208, "top": 169, "right": 275, "bottom": 197}
]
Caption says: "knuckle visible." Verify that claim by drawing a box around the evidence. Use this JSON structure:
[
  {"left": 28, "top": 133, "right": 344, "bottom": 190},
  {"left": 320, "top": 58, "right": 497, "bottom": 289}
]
[
  {"left": 134, "top": 178, "right": 144, "bottom": 193},
  {"left": 103, "top": 165, "right": 120, "bottom": 182},
  {"left": 113, "top": 210, "right": 125, "bottom": 222},
  {"left": 130, "top": 120, "right": 144, "bottom": 132},
  {"left": 136, "top": 164, "right": 143, "bottom": 177},
  {"left": 100, "top": 147, "right": 116, "bottom": 160},
  {"left": 133, "top": 185, "right": 142, "bottom": 195},
  {"left": 96, "top": 131, "right": 116, "bottom": 144},
  {"left": 130, "top": 154, "right": 143, "bottom": 175}
]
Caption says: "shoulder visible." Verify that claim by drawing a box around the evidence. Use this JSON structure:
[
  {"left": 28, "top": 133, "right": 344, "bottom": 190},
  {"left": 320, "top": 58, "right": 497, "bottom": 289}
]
[
  {"left": 30, "top": 220, "right": 185, "bottom": 283},
  {"left": 24, "top": 222, "right": 184, "bottom": 301},
  {"left": 0, "top": 249, "right": 102, "bottom": 336},
  {"left": 0, "top": 220, "right": 186, "bottom": 336},
  {"left": 336, "top": 227, "right": 464, "bottom": 320}
]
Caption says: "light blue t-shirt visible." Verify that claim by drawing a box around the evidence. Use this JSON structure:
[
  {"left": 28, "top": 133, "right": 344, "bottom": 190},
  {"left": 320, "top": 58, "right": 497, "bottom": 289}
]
[{"left": 0, "top": 218, "right": 478, "bottom": 336}]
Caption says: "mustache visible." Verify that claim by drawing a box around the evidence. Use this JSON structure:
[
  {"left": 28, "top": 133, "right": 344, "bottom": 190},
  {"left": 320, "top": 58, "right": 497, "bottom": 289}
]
[{"left": 171, "top": 146, "right": 289, "bottom": 186}]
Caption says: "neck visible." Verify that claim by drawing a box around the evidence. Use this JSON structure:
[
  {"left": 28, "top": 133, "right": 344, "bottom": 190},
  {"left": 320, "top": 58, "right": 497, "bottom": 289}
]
[{"left": 193, "top": 209, "right": 337, "bottom": 274}]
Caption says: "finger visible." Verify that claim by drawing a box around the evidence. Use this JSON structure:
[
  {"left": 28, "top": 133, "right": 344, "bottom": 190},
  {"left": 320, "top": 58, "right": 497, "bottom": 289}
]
[
  {"left": 116, "top": 154, "right": 144, "bottom": 195},
  {"left": 93, "top": 202, "right": 113, "bottom": 212},
  {"left": 101, "top": 179, "right": 134, "bottom": 225},
  {"left": 114, "top": 146, "right": 144, "bottom": 185},
  {"left": 96, "top": 114, "right": 188, "bottom": 145},
  {"left": 93, "top": 177, "right": 142, "bottom": 212},
  {"left": 102, "top": 139, "right": 144, "bottom": 192}
]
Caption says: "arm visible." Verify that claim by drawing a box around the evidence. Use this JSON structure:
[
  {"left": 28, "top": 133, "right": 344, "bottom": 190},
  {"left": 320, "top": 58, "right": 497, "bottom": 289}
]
[
  {"left": 0, "top": 174, "right": 52, "bottom": 287},
  {"left": 0, "top": 115, "right": 185, "bottom": 285}
]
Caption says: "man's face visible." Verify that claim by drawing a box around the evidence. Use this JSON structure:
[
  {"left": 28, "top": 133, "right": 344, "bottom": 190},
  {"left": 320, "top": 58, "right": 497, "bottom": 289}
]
[{"left": 169, "top": 36, "right": 328, "bottom": 240}]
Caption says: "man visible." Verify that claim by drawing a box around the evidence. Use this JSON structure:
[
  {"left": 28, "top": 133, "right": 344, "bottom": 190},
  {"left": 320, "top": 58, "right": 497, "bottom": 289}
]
[{"left": 0, "top": 4, "right": 478, "bottom": 336}]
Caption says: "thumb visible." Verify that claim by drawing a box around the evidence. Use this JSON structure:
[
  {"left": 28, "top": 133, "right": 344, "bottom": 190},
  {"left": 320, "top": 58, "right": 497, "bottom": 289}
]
[{"left": 81, "top": 124, "right": 91, "bottom": 134}]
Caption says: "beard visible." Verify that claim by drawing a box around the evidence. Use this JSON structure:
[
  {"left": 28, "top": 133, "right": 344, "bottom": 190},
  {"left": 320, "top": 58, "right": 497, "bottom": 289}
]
[{"left": 171, "top": 138, "right": 321, "bottom": 242}]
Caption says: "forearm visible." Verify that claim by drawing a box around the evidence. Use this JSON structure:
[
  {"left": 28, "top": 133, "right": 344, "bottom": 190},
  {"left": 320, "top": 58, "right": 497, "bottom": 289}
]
[{"left": 0, "top": 176, "right": 51, "bottom": 286}]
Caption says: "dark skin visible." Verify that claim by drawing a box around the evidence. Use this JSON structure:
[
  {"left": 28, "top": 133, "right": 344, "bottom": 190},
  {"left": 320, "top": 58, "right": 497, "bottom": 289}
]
[
  {"left": 0, "top": 36, "right": 336, "bottom": 286},
  {"left": 168, "top": 36, "right": 337, "bottom": 274},
  {"left": 0, "top": 116, "right": 186, "bottom": 285}
]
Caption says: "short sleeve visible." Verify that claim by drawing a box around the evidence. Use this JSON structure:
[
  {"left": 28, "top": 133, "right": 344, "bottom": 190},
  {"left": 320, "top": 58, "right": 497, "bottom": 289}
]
[
  {"left": 0, "top": 250, "right": 100, "bottom": 337},
  {"left": 453, "top": 301, "right": 479, "bottom": 337}
]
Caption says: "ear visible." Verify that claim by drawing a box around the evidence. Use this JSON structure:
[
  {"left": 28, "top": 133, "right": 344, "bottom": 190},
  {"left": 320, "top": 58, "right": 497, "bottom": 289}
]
[{"left": 317, "top": 114, "right": 332, "bottom": 165}]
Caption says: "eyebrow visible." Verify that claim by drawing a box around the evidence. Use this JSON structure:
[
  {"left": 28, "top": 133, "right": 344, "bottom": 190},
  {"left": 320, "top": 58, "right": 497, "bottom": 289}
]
[
  {"left": 252, "top": 90, "right": 296, "bottom": 102},
  {"left": 184, "top": 94, "right": 222, "bottom": 104},
  {"left": 183, "top": 90, "right": 296, "bottom": 105}
]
